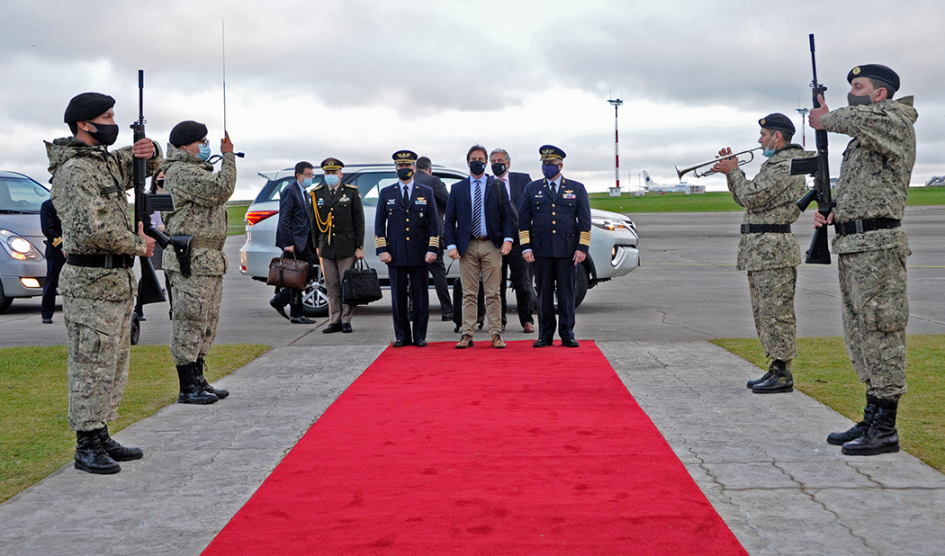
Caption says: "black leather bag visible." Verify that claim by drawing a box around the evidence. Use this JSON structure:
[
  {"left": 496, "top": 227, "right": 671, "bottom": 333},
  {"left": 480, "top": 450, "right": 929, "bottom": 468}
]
[
  {"left": 342, "top": 259, "right": 383, "bottom": 306},
  {"left": 267, "top": 253, "right": 309, "bottom": 291}
]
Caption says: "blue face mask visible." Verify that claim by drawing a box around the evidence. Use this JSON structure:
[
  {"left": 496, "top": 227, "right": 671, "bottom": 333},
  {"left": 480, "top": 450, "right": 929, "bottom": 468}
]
[
  {"left": 324, "top": 174, "right": 340, "bottom": 186},
  {"left": 198, "top": 143, "right": 212, "bottom": 161},
  {"left": 542, "top": 164, "right": 559, "bottom": 180},
  {"left": 302, "top": 177, "right": 314, "bottom": 187},
  {"left": 762, "top": 134, "right": 778, "bottom": 158}
]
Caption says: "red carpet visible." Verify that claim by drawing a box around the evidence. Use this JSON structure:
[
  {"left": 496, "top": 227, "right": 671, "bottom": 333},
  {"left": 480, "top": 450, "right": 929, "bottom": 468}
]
[{"left": 203, "top": 341, "right": 747, "bottom": 555}]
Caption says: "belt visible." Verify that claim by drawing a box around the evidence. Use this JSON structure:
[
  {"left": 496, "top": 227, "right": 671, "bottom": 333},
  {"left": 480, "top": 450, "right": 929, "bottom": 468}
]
[
  {"left": 472, "top": 235, "right": 489, "bottom": 241},
  {"left": 740, "top": 224, "right": 792, "bottom": 234},
  {"left": 191, "top": 237, "right": 226, "bottom": 250},
  {"left": 66, "top": 254, "right": 135, "bottom": 269},
  {"left": 834, "top": 218, "right": 901, "bottom": 236}
]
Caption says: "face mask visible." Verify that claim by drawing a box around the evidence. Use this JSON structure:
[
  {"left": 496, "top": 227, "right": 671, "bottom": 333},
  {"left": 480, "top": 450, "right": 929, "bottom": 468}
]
[
  {"left": 762, "top": 134, "right": 778, "bottom": 158},
  {"left": 324, "top": 175, "right": 340, "bottom": 186},
  {"left": 197, "top": 143, "right": 212, "bottom": 161},
  {"left": 847, "top": 91, "right": 874, "bottom": 107},
  {"left": 156, "top": 178, "right": 165, "bottom": 188},
  {"left": 542, "top": 164, "right": 559, "bottom": 180},
  {"left": 302, "top": 177, "right": 314, "bottom": 187},
  {"left": 87, "top": 123, "right": 119, "bottom": 146},
  {"left": 469, "top": 160, "right": 486, "bottom": 176},
  {"left": 397, "top": 168, "right": 414, "bottom": 181},
  {"left": 491, "top": 162, "right": 507, "bottom": 176}
]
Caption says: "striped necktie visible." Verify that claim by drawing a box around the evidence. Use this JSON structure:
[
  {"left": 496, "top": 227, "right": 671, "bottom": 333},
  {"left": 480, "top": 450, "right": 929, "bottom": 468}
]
[{"left": 472, "top": 180, "right": 482, "bottom": 237}]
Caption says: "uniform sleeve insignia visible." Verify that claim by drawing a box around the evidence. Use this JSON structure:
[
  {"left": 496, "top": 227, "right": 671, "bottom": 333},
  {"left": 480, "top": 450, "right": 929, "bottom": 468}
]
[
  {"left": 375, "top": 236, "right": 387, "bottom": 247},
  {"left": 579, "top": 231, "right": 591, "bottom": 246},
  {"left": 429, "top": 236, "right": 439, "bottom": 247},
  {"left": 519, "top": 230, "right": 530, "bottom": 244}
]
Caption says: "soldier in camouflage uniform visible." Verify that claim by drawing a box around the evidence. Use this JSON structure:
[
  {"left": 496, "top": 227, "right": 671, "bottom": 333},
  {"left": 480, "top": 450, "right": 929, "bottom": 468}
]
[
  {"left": 46, "top": 92, "right": 162, "bottom": 474},
  {"left": 161, "top": 121, "right": 237, "bottom": 405},
  {"left": 810, "top": 64, "right": 917, "bottom": 456},
  {"left": 714, "top": 113, "right": 810, "bottom": 394}
]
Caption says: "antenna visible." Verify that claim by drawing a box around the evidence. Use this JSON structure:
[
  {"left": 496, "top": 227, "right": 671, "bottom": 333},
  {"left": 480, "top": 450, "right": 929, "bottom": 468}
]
[{"left": 222, "top": 18, "right": 227, "bottom": 133}]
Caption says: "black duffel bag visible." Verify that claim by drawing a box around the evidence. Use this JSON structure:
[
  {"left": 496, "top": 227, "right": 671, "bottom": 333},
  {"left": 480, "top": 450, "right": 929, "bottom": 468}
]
[{"left": 342, "top": 259, "right": 383, "bottom": 305}]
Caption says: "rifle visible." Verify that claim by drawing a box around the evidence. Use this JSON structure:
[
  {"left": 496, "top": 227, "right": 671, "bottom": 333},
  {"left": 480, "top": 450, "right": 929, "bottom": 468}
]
[
  {"left": 790, "top": 34, "right": 832, "bottom": 264},
  {"left": 132, "top": 69, "right": 175, "bottom": 305}
]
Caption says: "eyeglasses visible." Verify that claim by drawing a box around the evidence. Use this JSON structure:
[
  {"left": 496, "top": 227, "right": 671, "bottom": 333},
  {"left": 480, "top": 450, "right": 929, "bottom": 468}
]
[{"left": 199, "top": 139, "right": 210, "bottom": 146}]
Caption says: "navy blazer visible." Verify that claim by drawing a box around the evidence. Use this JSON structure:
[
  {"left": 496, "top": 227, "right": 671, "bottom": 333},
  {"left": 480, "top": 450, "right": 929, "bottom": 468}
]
[
  {"left": 444, "top": 175, "right": 515, "bottom": 257},
  {"left": 40, "top": 199, "right": 64, "bottom": 260},
  {"left": 374, "top": 181, "right": 440, "bottom": 267},
  {"left": 275, "top": 181, "right": 313, "bottom": 253},
  {"left": 497, "top": 171, "right": 532, "bottom": 227},
  {"left": 518, "top": 177, "right": 592, "bottom": 258}
]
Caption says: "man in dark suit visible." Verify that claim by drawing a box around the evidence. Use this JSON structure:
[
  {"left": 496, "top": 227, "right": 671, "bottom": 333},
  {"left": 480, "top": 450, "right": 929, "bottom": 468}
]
[
  {"left": 40, "top": 199, "right": 65, "bottom": 324},
  {"left": 414, "top": 156, "right": 453, "bottom": 321},
  {"left": 490, "top": 148, "right": 536, "bottom": 334},
  {"left": 444, "top": 145, "right": 515, "bottom": 349},
  {"left": 272, "top": 161, "right": 317, "bottom": 324},
  {"left": 375, "top": 150, "right": 439, "bottom": 347},
  {"left": 519, "top": 145, "right": 591, "bottom": 348}
]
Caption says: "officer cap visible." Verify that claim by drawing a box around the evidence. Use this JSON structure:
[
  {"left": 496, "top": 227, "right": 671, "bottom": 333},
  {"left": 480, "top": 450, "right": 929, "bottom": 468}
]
[
  {"left": 64, "top": 92, "right": 115, "bottom": 124},
  {"left": 539, "top": 145, "right": 566, "bottom": 161},
  {"left": 758, "top": 113, "right": 795, "bottom": 135},
  {"left": 847, "top": 64, "right": 899, "bottom": 92},
  {"left": 169, "top": 120, "right": 209, "bottom": 148},
  {"left": 392, "top": 150, "right": 418, "bottom": 164},
  {"left": 321, "top": 157, "right": 345, "bottom": 171}
]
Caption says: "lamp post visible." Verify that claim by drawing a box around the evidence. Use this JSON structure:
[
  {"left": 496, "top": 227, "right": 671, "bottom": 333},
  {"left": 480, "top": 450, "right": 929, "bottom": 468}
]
[
  {"left": 608, "top": 98, "right": 623, "bottom": 193},
  {"left": 796, "top": 107, "right": 810, "bottom": 148}
]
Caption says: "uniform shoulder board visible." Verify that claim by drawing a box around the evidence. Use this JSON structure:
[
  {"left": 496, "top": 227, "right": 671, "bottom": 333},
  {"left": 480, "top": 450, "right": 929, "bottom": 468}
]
[
  {"left": 344, "top": 183, "right": 359, "bottom": 189},
  {"left": 313, "top": 184, "right": 325, "bottom": 191}
]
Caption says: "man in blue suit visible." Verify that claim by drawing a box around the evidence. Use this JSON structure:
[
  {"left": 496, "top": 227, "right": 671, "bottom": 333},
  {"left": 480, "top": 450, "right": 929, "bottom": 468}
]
[
  {"left": 519, "top": 145, "right": 591, "bottom": 348},
  {"left": 490, "top": 148, "right": 536, "bottom": 334},
  {"left": 444, "top": 145, "right": 515, "bottom": 349},
  {"left": 375, "top": 150, "right": 440, "bottom": 347},
  {"left": 272, "top": 161, "right": 317, "bottom": 324}
]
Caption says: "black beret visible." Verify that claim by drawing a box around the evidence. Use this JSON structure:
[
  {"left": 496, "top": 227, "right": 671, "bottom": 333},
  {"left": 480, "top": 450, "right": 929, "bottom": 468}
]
[
  {"left": 539, "top": 145, "right": 566, "bottom": 161},
  {"left": 392, "top": 150, "right": 418, "bottom": 164},
  {"left": 64, "top": 92, "right": 115, "bottom": 124},
  {"left": 169, "top": 120, "right": 208, "bottom": 148},
  {"left": 758, "top": 113, "right": 795, "bottom": 135},
  {"left": 848, "top": 64, "right": 899, "bottom": 91},
  {"left": 321, "top": 157, "right": 345, "bottom": 170}
]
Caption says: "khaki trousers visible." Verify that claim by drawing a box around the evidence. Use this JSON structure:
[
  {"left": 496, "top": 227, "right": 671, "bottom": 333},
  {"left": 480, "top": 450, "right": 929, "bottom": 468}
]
[
  {"left": 320, "top": 255, "right": 357, "bottom": 324},
  {"left": 460, "top": 238, "right": 502, "bottom": 336}
]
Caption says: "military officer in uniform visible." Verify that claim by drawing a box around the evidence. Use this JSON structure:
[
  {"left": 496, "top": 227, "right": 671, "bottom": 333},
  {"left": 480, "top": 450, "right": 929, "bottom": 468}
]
[
  {"left": 311, "top": 158, "right": 365, "bottom": 333},
  {"left": 519, "top": 145, "right": 591, "bottom": 348},
  {"left": 714, "top": 114, "right": 810, "bottom": 394},
  {"left": 810, "top": 64, "right": 917, "bottom": 456},
  {"left": 375, "top": 150, "right": 439, "bottom": 347},
  {"left": 162, "top": 121, "right": 237, "bottom": 405},
  {"left": 47, "top": 92, "right": 160, "bottom": 474}
]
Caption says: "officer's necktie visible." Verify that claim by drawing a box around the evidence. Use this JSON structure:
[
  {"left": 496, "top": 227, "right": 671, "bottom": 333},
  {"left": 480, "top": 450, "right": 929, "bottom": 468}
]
[
  {"left": 472, "top": 180, "right": 482, "bottom": 237},
  {"left": 403, "top": 184, "right": 409, "bottom": 206},
  {"left": 549, "top": 180, "right": 556, "bottom": 196}
]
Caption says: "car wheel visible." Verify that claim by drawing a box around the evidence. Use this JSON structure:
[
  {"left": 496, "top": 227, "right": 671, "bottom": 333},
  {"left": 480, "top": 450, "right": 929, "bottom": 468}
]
[
  {"left": 301, "top": 266, "right": 330, "bottom": 318},
  {"left": 0, "top": 282, "right": 12, "bottom": 314},
  {"left": 574, "top": 263, "right": 589, "bottom": 308}
]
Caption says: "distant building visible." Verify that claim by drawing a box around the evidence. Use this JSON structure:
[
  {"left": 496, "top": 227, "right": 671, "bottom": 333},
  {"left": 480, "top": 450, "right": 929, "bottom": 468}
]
[{"left": 926, "top": 176, "right": 945, "bottom": 187}]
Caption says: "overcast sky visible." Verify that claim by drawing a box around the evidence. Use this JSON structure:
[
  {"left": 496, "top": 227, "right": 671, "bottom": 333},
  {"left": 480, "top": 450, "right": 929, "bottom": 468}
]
[{"left": 2, "top": 0, "right": 942, "bottom": 199}]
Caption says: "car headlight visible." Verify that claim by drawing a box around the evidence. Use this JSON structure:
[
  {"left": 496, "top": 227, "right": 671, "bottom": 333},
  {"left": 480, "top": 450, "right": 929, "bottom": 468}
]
[
  {"left": 0, "top": 229, "right": 41, "bottom": 260},
  {"left": 592, "top": 218, "right": 636, "bottom": 233}
]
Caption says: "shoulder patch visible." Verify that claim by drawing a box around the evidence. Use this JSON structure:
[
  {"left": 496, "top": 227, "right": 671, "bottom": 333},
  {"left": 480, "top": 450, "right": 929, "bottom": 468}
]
[{"left": 344, "top": 183, "right": 358, "bottom": 189}]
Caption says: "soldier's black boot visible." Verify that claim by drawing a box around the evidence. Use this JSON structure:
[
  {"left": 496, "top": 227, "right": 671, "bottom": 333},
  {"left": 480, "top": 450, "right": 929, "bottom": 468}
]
[
  {"left": 842, "top": 398, "right": 900, "bottom": 456},
  {"left": 827, "top": 395, "right": 878, "bottom": 446},
  {"left": 74, "top": 429, "right": 121, "bottom": 474},
  {"left": 97, "top": 425, "right": 143, "bottom": 461},
  {"left": 177, "top": 363, "right": 219, "bottom": 405},
  {"left": 194, "top": 357, "right": 229, "bottom": 399},
  {"left": 751, "top": 360, "right": 793, "bottom": 394},
  {"left": 746, "top": 359, "right": 783, "bottom": 388}
]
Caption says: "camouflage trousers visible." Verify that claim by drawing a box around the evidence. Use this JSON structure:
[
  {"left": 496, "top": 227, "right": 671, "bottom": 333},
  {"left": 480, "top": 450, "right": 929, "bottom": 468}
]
[
  {"left": 838, "top": 248, "right": 908, "bottom": 401},
  {"left": 168, "top": 272, "right": 223, "bottom": 366},
  {"left": 747, "top": 266, "right": 797, "bottom": 362},
  {"left": 63, "top": 296, "right": 133, "bottom": 431}
]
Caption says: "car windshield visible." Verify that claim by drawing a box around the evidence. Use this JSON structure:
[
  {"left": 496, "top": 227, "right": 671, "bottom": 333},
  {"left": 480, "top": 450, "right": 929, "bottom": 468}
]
[
  {"left": 354, "top": 171, "right": 463, "bottom": 207},
  {"left": 0, "top": 176, "right": 50, "bottom": 213}
]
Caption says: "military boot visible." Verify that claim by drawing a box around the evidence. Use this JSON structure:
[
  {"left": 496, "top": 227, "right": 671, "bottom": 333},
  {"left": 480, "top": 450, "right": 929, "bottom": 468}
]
[
  {"left": 97, "top": 425, "right": 143, "bottom": 461},
  {"left": 751, "top": 359, "right": 793, "bottom": 394},
  {"left": 74, "top": 429, "right": 121, "bottom": 474},
  {"left": 177, "top": 363, "right": 219, "bottom": 405},
  {"left": 746, "top": 361, "right": 778, "bottom": 389},
  {"left": 842, "top": 398, "right": 900, "bottom": 456},
  {"left": 827, "top": 395, "right": 878, "bottom": 446},
  {"left": 194, "top": 357, "right": 229, "bottom": 399}
]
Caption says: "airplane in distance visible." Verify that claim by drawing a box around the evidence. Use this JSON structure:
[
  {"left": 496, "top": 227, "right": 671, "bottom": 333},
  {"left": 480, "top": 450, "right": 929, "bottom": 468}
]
[{"left": 642, "top": 171, "right": 698, "bottom": 194}]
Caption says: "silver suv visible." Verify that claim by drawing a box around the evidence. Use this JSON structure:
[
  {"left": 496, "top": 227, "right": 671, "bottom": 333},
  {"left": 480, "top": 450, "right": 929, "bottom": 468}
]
[
  {"left": 238, "top": 164, "right": 640, "bottom": 317},
  {"left": 0, "top": 171, "right": 50, "bottom": 313}
]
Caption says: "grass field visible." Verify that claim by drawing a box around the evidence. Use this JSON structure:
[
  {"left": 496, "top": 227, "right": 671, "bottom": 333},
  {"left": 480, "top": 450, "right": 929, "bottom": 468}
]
[
  {"left": 714, "top": 336, "right": 944, "bottom": 473},
  {"left": 227, "top": 202, "right": 250, "bottom": 235},
  {"left": 0, "top": 344, "right": 269, "bottom": 504}
]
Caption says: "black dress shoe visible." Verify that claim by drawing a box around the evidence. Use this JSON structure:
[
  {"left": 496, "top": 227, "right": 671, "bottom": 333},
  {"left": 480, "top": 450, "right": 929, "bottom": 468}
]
[
  {"left": 533, "top": 338, "right": 553, "bottom": 348},
  {"left": 415, "top": 340, "right": 428, "bottom": 347},
  {"left": 137, "top": 314, "right": 147, "bottom": 322},
  {"left": 291, "top": 316, "right": 315, "bottom": 324},
  {"left": 269, "top": 297, "right": 289, "bottom": 320},
  {"left": 441, "top": 313, "right": 454, "bottom": 321},
  {"left": 392, "top": 339, "right": 411, "bottom": 348},
  {"left": 322, "top": 323, "right": 343, "bottom": 334},
  {"left": 42, "top": 317, "right": 53, "bottom": 324},
  {"left": 342, "top": 323, "right": 353, "bottom": 333},
  {"left": 561, "top": 338, "right": 580, "bottom": 348}
]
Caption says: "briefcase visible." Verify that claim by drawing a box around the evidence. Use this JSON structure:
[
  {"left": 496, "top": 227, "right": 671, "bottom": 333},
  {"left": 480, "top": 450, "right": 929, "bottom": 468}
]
[
  {"left": 267, "top": 254, "right": 309, "bottom": 291},
  {"left": 342, "top": 259, "right": 383, "bottom": 306}
]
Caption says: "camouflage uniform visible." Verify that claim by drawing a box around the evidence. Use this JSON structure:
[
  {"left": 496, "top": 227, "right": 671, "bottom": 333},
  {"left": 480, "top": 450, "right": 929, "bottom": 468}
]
[
  {"left": 45, "top": 137, "right": 163, "bottom": 431},
  {"left": 821, "top": 97, "right": 917, "bottom": 401},
  {"left": 161, "top": 145, "right": 237, "bottom": 366},
  {"left": 726, "top": 145, "right": 810, "bottom": 362}
]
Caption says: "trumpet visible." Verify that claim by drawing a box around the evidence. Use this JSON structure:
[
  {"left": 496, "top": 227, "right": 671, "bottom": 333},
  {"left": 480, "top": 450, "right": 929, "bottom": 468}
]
[{"left": 675, "top": 147, "right": 762, "bottom": 179}]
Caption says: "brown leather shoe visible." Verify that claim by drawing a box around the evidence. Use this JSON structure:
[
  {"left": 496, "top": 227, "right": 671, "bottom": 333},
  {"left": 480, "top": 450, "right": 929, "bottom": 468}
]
[
  {"left": 492, "top": 333, "right": 506, "bottom": 349},
  {"left": 456, "top": 335, "right": 474, "bottom": 349},
  {"left": 523, "top": 322, "right": 535, "bottom": 333}
]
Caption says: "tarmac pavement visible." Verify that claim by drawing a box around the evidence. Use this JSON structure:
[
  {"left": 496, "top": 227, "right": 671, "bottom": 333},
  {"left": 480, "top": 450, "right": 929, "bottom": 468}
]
[{"left": 1, "top": 341, "right": 943, "bottom": 555}]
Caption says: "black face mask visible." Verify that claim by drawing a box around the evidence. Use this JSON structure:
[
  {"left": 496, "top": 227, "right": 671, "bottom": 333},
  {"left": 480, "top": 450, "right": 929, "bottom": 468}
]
[
  {"left": 491, "top": 162, "right": 507, "bottom": 176},
  {"left": 469, "top": 160, "right": 486, "bottom": 176},
  {"left": 397, "top": 168, "right": 414, "bottom": 181},
  {"left": 87, "top": 123, "right": 119, "bottom": 146}
]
